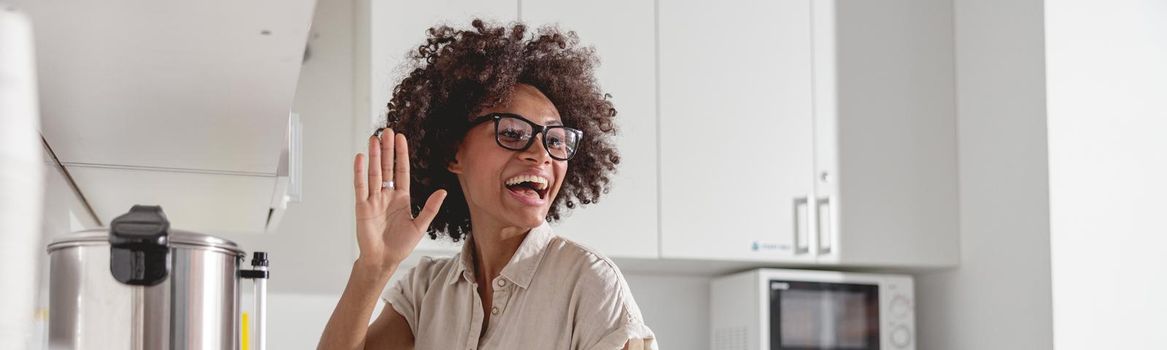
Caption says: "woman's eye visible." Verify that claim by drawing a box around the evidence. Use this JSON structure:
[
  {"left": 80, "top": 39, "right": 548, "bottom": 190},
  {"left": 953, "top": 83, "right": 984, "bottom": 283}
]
[
  {"left": 546, "top": 136, "right": 565, "bottom": 149},
  {"left": 499, "top": 129, "right": 527, "bottom": 140}
]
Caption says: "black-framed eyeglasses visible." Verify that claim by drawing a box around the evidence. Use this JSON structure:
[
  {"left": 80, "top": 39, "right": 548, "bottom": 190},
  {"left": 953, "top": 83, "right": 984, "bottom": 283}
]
[{"left": 468, "top": 113, "right": 584, "bottom": 161}]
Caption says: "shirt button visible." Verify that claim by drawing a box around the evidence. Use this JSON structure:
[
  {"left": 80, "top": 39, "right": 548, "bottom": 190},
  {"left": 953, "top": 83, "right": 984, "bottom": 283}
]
[
  {"left": 491, "top": 306, "right": 500, "bottom": 315},
  {"left": 495, "top": 279, "right": 506, "bottom": 288}
]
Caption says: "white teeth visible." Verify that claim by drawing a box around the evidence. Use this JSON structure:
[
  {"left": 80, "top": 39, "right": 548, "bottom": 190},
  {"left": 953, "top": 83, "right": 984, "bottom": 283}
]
[{"left": 505, "top": 174, "right": 549, "bottom": 190}]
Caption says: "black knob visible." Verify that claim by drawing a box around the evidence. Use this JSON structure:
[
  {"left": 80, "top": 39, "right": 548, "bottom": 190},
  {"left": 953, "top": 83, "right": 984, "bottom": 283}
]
[{"left": 251, "top": 251, "right": 269, "bottom": 267}]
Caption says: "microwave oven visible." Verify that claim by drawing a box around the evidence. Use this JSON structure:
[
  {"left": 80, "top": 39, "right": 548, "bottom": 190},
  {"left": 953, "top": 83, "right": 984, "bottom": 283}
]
[{"left": 711, "top": 269, "right": 915, "bottom": 350}]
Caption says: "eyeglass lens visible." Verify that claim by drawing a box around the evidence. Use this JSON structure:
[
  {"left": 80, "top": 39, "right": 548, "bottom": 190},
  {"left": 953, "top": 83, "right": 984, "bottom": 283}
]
[{"left": 496, "top": 116, "right": 580, "bottom": 160}]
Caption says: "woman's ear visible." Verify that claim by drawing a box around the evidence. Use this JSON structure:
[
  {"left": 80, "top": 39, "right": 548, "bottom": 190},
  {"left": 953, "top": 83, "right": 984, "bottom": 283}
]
[{"left": 447, "top": 151, "right": 464, "bottom": 174}]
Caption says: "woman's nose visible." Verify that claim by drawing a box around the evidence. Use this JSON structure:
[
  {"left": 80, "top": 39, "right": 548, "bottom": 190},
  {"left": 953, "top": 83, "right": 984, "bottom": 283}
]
[{"left": 521, "top": 134, "right": 552, "bottom": 163}]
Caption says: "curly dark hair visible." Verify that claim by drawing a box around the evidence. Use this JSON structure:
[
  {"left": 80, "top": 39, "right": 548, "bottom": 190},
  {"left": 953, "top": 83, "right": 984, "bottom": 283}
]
[{"left": 384, "top": 19, "right": 620, "bottom": 242}]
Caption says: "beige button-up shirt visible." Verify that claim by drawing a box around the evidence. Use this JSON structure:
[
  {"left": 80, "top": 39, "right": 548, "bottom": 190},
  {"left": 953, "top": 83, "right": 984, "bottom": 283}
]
[{"left": 381, "top": 221, "right": 658, "bottom": 350}]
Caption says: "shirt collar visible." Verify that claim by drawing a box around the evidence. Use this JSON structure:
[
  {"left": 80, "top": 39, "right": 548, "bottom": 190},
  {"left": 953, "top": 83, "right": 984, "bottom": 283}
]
[{"left": 447, "top": 221, "right": 555, "bottom": 289}]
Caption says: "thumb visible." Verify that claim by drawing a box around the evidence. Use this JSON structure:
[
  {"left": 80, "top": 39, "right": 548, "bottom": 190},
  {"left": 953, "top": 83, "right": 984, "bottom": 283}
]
[{"left": 414, "top": 189, "right": 447, "bottom": 231}]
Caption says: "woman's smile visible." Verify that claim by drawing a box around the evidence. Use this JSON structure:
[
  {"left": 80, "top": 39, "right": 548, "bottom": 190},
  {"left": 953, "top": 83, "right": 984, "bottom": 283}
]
[{"left": 503, "top": 170, "right": 552, "bottom": 206}]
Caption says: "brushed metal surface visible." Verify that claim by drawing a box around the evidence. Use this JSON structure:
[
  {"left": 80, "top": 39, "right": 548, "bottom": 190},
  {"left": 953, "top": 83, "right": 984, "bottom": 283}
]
[{"left": 48, "top": 240, "right": 242, "bottom": 349}]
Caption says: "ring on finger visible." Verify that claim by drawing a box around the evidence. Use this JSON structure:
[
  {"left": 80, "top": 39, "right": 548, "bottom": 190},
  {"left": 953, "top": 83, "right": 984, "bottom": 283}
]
[{"left": 382, "top": 180, "right": 395, "bottom": 190}]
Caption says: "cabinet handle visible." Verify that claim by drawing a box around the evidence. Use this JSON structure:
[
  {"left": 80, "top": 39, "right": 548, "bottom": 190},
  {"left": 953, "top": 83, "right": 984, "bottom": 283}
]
[
  {"left": 816, "top": 197, "right": 834, "bottom": 254},
  {"left": 794, "top": 196, "right": 810, "bottom": 254}
]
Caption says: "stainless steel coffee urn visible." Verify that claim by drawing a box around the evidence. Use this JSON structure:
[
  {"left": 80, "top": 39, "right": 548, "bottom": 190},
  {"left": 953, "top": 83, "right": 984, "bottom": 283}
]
[{"left": 46, "top": 205, "right": 270, "bottom": 350}]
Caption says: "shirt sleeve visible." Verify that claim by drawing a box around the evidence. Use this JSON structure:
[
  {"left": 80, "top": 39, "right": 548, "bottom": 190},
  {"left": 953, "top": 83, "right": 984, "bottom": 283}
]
[
  {"left": 380, "top": 256, "right": 436, "bottom": 337},
  {"left": 589, "top": 318, "right": 659, "bottom": 350},
  {"left": 575, "top": 259, "right": 659, "bottom": 350}
]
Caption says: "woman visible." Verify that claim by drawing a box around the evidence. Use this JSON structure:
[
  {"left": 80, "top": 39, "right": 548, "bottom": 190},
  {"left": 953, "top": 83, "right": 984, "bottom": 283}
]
[{"left": 318, "top": 19, "right": 657, "bottom": 350}]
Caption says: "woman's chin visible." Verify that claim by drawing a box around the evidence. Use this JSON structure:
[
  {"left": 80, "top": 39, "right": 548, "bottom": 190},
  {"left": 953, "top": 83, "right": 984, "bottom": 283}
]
[
  {"left": 504, "top": 210, "right": 547, "bottom": 228},
  {"left": 500, "top": 194, "right": 550, "bottom": 226}
]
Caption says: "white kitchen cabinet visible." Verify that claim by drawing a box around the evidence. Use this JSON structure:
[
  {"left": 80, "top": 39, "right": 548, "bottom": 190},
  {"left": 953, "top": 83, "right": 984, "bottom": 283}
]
[
  {"left": 521, "top": 0, "right": 660, "bottom": 258},
  {"left": 22, "top": 0, "right": 314, "bottom": 174},
  {"left": 658, "top": 0, "right": 959, "bottom": 268},
  {"left": 17, "top": 0, "right": 315, "bottom": 233},
  {"left": 359, "top": 0, "right": 960, "bottom": 268},
  {"left": 65, "top": 167, "right": 278, "bottom": 235},
  {"left": 658, "top": 0, "right": 817, "bottom": 263},
  {"left": 357, "top": 0, "right": 518, "bottom": 254}
]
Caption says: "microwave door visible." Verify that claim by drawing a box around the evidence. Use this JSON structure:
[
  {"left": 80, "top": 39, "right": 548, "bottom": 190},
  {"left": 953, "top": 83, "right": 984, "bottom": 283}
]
[{"left": 769, "top": 280, "right": 880, "bottom": 350}]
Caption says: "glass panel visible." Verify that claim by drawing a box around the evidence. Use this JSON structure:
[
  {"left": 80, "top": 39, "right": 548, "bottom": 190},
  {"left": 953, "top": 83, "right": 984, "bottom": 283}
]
[{"left": 769, "top": 280, "right": 880, "bottom": 350}]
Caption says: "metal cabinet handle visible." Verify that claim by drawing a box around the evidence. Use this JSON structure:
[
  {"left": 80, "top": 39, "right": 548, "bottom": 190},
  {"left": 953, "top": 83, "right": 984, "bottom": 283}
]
[
  {"left": 816, "top": 197, "right": 833, "bottom": 254},
  {"left": 794, "top": 196, "right": 810, "bottom": 254}
]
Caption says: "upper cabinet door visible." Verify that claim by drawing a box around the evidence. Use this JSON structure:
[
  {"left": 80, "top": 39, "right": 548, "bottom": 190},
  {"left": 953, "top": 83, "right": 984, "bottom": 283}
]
[
  {"left": 658, "top": 0, "right": 816, "bottom": 261},
  {"left": 521, "top": 0, "right": 660, "bottom": 258},
  {"left": 66, "top": 167, "right": 277, "bottom": 234}
]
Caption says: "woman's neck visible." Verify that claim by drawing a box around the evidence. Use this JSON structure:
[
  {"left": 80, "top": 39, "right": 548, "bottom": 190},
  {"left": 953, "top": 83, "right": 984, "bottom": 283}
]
[{"left": 467, "top": 216, "right": 532, "bottom": 283}]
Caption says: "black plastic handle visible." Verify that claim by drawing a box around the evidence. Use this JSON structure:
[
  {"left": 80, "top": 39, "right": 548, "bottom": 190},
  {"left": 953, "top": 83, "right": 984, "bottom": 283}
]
[{"left": 109, "top": 205, "right": 171, "bottom": 286}]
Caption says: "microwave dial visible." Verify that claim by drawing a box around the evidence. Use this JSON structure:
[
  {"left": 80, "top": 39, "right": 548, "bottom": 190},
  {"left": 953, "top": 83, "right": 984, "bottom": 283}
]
[
  {"left": 890, "top": 325, "right": 913, "bottom": 348},
  {"left": 890, "top": 295, "right": 912, "bottom": 318}
]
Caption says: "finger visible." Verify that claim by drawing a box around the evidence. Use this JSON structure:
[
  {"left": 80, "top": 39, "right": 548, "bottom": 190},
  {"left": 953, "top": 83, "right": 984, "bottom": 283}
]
[
  {"left": 353, "top": 153, "right": 368, "bottom": 200},
  {"left": 414, "top": 189, "right": 447, "bottom": 230},
  {"left": 394, "top": 133, "right": 411, "bottom": 193},
  {"left": 367, "top": 135, "right": 382, "bottom": 199},
  {"left": 379, "top": 128, "right": 395, "bottom": 189}
]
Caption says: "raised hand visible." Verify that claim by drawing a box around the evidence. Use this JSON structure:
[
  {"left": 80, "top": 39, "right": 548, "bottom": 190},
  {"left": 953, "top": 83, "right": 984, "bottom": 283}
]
[{"left": 352, "top": 128, "right": 447, "bottom": 271}]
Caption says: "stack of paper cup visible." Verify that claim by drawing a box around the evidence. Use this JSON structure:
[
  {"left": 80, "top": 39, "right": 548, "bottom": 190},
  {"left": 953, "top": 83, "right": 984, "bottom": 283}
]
[{"left": 0, "top": 5, "right": 44, "bottom": 350}]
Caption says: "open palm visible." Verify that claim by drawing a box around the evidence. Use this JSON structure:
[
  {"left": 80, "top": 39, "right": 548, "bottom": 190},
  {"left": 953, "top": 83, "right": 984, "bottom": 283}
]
[{"left": 352, "top": 129, "right": 447, "bottom": 269}]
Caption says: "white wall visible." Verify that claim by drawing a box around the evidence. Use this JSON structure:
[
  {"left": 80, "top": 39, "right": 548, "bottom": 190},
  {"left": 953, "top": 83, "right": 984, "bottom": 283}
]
[
  {"left": 1045, "top": 1, "right": 1167, "bottom": 348},
  {"left": 623, "top": 274, "right": 709, "bottom": 350},
  {"left": 914, "top": 0, "right": 1055, "bottom": 349}
]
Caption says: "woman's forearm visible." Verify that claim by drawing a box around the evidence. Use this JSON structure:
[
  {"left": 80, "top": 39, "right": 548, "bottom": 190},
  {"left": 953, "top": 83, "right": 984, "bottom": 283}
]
[{"left": 317, "top": 260, "right": 397, "bottom": 350}]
